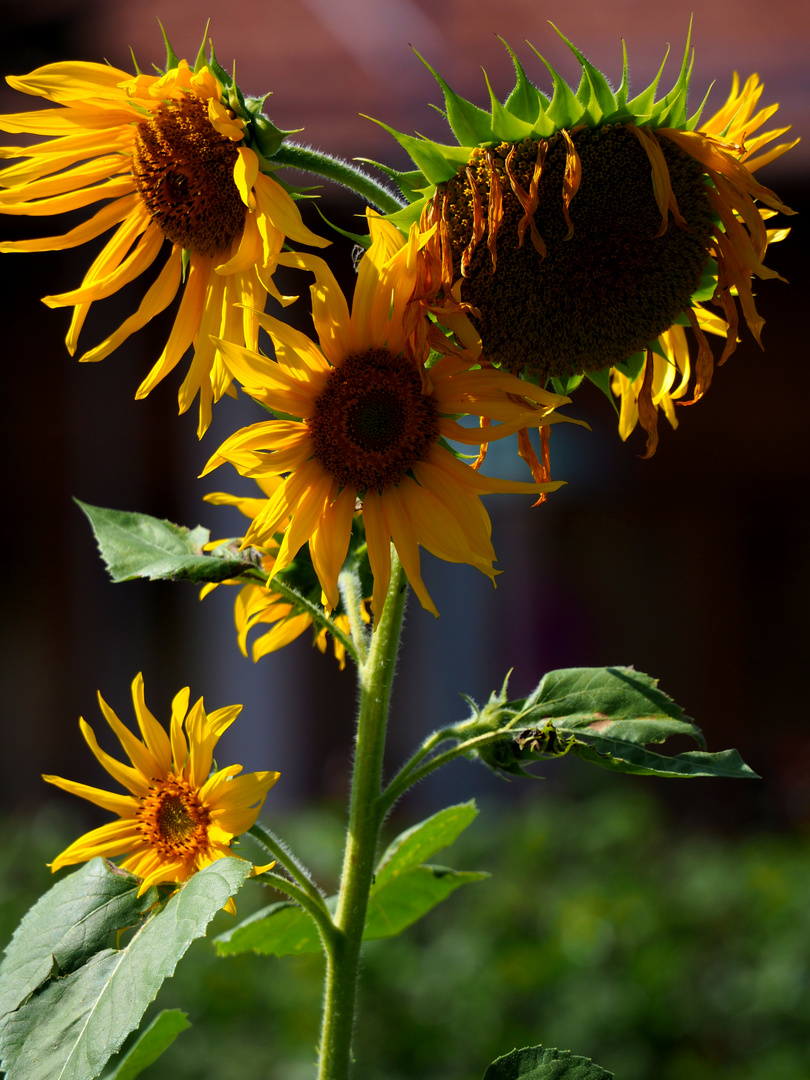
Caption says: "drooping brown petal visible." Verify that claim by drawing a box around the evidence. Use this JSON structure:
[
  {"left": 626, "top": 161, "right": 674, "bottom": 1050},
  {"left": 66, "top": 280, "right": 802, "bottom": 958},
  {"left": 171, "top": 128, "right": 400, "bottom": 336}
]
[
  {"left": 485, "top": 149, "right": 503, "bottom": 270},
  {"left": 460, "top": 162, "right": 487, "bottom": 277},
  {"left": 516, "top": 423, "right": 552, "bottom": 505},
  {"left": 504, "top": 144, "right": 547, "bottom": 257},
  {"left": 560, "top": 129, "right": 581, "bottom": 240},
  {"left": 683, "top": 306, "right": 716, "bottom": 403}
]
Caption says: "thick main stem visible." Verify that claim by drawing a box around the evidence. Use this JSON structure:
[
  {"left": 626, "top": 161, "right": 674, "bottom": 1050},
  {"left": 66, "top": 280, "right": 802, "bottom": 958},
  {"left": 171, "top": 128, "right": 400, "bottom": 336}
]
[{"left": 317, "top": 553, "right": 407, "bottom": 1080}]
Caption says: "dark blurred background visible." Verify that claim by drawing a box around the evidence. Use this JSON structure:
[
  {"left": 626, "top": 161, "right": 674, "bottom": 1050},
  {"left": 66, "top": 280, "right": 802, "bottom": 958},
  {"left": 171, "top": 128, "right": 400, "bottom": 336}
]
[{"left": 0, "top": 1, "right": 808, "bottom": 1075}]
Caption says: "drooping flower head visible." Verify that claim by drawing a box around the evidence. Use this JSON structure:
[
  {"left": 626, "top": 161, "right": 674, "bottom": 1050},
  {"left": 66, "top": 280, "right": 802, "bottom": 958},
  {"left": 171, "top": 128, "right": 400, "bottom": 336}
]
[
  {"left": 0, "top": 30, "right": 329, "bottom": 434},
  {"left": 44, "top": 673, "right": 279, "bottom": 911},
  {"left": 203, "top": 211, "right": 579, "bottom": 618},
  {"left": 201, "top": 477, "right": 365, "bottom": 668},
  {"left": 369, "top": 25, "right": 797, "bottom": 455}
]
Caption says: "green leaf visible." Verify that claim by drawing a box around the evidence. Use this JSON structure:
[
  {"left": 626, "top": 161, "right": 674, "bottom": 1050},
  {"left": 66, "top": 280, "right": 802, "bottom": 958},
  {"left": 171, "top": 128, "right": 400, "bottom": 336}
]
[
  {"left": 374, "top": 801, "right": 479, "bottom": 887},
  {"left": 0, "top": 859, "right": 156, "bottom": 1030},
  {"left": 215, "top": 899, "right": 327, "bottom": 958},
  {"left": 0, "top": 859, "right": 250, "bottom": 1080},
  {"left": 364, "top": 865, "right": 488, "bottom": 940},
  {"left": 521, "top": 667, "right": 697, "bottom": 734},
  {"left": 570, "top": 739, "right": 757, "bottom": 780},
  {"left": 483, "top": 1044, "right": 613, "bottom": 1079},
  {"left": 76, "top": 501, "right": 251, "bottom": 585},
  {"left": 101, "top": 1010, "right": 190, "bottom": 1080},
  {"left": 478, "top": 667, "right": 757, "bottom": 781},
  {"left": 217, "top": 803, "right": 484, "bottom": 957}
]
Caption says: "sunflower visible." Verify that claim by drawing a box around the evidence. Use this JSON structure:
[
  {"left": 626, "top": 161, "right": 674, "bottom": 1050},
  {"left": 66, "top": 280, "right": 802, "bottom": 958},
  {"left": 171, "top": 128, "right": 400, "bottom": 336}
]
[
  {"left": 203, "top": 211, "right": 577, "bottom": 618},
  {"left": 369, "top": 26, "right": 797, "bottom": 455},
  {"left": 201, "top": 478, "right": 364, "bottom": 667},
  {"left": 43, "top": 673, "right": 279, "bottom": 912},
  {"left": 0, "top": 37, "right": 329, "bottom": 435}
]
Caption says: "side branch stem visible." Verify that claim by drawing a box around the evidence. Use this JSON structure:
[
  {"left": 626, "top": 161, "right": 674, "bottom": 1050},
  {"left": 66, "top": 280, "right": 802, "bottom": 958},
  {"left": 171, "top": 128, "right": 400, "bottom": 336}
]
[
  {"left": 317, "top": 550, "right": 408, "bottom": 1080},
  {"left": 273, "top": 144, "right": 406, "bottom": 215}
]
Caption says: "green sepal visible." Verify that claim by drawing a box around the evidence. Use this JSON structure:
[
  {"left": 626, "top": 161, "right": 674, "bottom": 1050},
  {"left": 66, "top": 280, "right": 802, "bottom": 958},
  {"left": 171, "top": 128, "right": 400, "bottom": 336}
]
[
  {"left": 206, "top": 43, "right": 233, "bottom": 89},
  {"left": 551, "top": 24, "right": 618, "bottom": 123},
  {"left": 180, "top": 246, "right": 191, "bottom": 284},
  {"left": 191, "top": 21, "right": 211, "bottom": 74},
  {"left": 485, "top": 71, "right": 540, "bottom": 143},
  {"left": 585, "top": 367, "right": 619, "bottom": 415},
  {"left": 128, "top": 49, "right": 143, "bottom": 77},
  {"left": 355, "top": 160, "right": 429, "bottom": 204},
  {"left": 550, "top": 373, "right": 585, "bottom": 396},
  {"left": 249, "top": 113, "right": 294, "bottom": 160},
  {"left": 686, "top": 80, "right": 716, "bottom": 132},
  {"left": 483, "top": 1044, "right": 614, "bottom": 1079},
  {"left": 614, "top": 39, "right": 630, "bottom": 107},
  {"left": 76, "top": 501, "right": 254, "bottom": 585},
  {"left": 526, "top": 44, "right": 585, "bottom": 131},
  {"left": 157, "top": 21, "right": 180, "bottom": 73},
  {"left": 101, "top": 1010, "right": 190, "bottom": 1080},
  {"left": 414, "top": 48, "right": 494, "bottom": 146},
  {"left": 648, "top": 16, "right": 694, "bottom": 130},
  {"left": 364, "top": 116, "right": 462, "bottom": 187},
  {"left": 613, "top": 351, "right": 645, "bottom": 382},
  {"left": 313, "top": 204, "right": 371, "bottom": 248},
  {"left": 624, "top": 45, "right": 670, "bottom": 120},
  {"left": 500, "top": 38, "right": 549, "bottom": 123},
  {"left": 692, "top": 257, "right": 720, "bottom": 302}
]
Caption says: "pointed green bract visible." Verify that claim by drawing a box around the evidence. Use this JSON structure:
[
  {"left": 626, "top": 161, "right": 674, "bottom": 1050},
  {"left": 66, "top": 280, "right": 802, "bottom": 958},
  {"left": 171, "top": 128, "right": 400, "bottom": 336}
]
[{"left": 372, "top": 23, "right": 700, "bottom": 213}]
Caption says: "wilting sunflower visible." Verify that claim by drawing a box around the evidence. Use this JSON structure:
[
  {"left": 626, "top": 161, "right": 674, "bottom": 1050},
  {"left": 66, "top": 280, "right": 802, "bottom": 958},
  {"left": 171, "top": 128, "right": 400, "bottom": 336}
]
[
  {"left": 0, "top": 37, "right": 328, "bottom": 434},
  {"left": 203, "top": 211, "right": 578, "bottom": 618},
  {"left": 201, "top": 478, "right": 363, "bottom": 667},
  {"left": 44, "top": 673, "right": 279, "bottom": 911},
  {"left": 369, "top": 26, "right": 797, "bottom": 454}
]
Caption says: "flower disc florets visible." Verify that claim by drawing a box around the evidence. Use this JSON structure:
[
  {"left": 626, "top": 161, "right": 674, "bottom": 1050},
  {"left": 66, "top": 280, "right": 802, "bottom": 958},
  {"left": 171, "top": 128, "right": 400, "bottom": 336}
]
[
  {"left": 132, "top": 95, "right": 245, "bottom": 257},
  {"left": 308, "top": 348, "right": 439, "bottom": 491},
  {"left": 442, "top": 126, "right": 714, "bottom": 380},
  {"left": 370, "top": 24, "right": 797, "bottom": 453}
]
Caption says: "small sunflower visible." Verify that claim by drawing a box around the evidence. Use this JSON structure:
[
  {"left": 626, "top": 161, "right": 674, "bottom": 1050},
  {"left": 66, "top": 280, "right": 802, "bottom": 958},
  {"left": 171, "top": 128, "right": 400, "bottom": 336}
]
[
  {"left": 201, "top": 478, "right": 364, "bottom": 668},
  {"left": 43, "top": 673, "right": 279, "bottom": 912},
  {"left": 0, "top": 34, "right": 328, "bottom": 434},
  {"left": 203, "top": 211, "right": 577, "bottom": 618},
  {"left": 369, "top": 25, "right": 797, "bottom": 455}
]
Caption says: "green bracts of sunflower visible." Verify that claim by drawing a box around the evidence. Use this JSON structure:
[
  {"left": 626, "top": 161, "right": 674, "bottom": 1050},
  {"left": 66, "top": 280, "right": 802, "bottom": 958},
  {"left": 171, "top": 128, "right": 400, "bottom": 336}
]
[{"left": 365, "top": 23, "right": 703, "bottom": 229}]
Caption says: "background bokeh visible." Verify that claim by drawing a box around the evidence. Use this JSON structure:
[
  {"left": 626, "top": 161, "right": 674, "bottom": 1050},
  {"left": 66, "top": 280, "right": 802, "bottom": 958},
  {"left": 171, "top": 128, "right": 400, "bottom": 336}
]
[{"left": 1, "top": 1, "right": 808, "bottom": 1076}]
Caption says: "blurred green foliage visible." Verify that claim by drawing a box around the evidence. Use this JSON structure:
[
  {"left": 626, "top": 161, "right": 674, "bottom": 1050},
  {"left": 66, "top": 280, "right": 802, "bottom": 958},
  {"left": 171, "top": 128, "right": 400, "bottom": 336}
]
[{"left": 3, "top": 782, "right": 809, "bottom": 1080}]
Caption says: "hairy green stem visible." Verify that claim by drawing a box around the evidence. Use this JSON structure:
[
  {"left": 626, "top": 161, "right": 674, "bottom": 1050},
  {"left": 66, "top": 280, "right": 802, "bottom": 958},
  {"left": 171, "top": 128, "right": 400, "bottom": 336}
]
[
  {"left": 273, "top": 144, "right": 405, "bottom": 215},
  {"left": 338, "top": 565, "right": 370, "bottom": 667},
  {"left": 249, "top": 820, "right": 330, "bottom": 915},
  {"left": 240, "top": 566, "right": 359, "bottom": 665},
  {"left": 378, "top": 730, "right": 513, "bottom": 816},
  {"left": 257, "top": 870, "right": 338, "bottom": 951},
  {"left": 317, "top": 551, "right": 408, "bottom": 1080}
]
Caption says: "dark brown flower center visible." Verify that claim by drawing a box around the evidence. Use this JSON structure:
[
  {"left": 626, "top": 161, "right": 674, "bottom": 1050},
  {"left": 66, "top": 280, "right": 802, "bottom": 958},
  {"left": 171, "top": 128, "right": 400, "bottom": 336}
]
[
  {"left": 441, "top": 125, "right": 715, "bottom": 381},
  {"left": 308, "top": 349, "right": 439, "bottom": 492},
  {"left": 138, "top": 775, "right": 211, "bottom": 858},
  {"left": 132, "top": 95, "right": 245, "bottom": 257}
]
